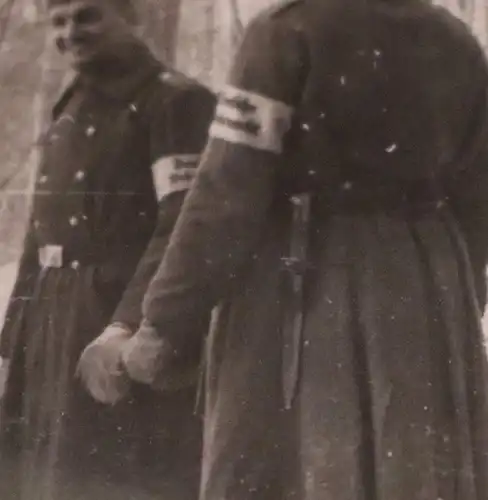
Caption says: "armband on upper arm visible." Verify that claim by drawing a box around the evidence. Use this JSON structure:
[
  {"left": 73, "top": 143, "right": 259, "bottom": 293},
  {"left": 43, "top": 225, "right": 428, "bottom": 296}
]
[
  {"left": 151, "top": 154, "right": 201, "bottom": 200},
  {"left": 210, "top": 85, "right": 294, "bottom": 154}
]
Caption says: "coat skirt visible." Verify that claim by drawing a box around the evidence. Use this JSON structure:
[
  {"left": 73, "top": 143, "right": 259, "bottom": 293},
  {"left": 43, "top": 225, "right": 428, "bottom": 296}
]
[
  {"left": 0, "top": 266, "right": 200, "bottom": 500},
  {"left": 201, "top": 206, "right": 488, "bottom": 500}
]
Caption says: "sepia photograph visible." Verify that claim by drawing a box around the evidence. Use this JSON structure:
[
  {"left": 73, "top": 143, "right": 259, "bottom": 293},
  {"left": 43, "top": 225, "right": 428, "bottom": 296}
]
[{"left": 1, "top": 0, "right": 488, "bottom": 499}]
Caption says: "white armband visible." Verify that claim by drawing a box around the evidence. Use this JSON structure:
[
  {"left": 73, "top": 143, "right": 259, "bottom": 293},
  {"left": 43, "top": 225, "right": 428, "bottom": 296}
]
[
  {"left": 210, "top": 85, "right": 294, "bottom": 154},
  {"left": 151, "top": 154, "right": 200, "bottom": 200}
]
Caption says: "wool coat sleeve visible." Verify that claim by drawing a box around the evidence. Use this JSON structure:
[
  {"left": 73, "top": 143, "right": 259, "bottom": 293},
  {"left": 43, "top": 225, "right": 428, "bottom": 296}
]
[
  {"left": 111, "top": 81, "right": 216, "bottom": 330},
  {"left": 141, "top": 9, "right": 307, "bottom": 352},
  {"left": 446, "top": 77, "right": 488, "bottom": 313}
]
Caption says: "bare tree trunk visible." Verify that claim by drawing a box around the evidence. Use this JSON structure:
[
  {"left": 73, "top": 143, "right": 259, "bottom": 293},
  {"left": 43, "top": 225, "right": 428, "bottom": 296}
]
[
  {"left": 209, "top": 0, "right": 275, "bottom": 87},
  {"left": 439, "top": 0, "right": 463, "bottom": 17},
  {"left": 139, "top": 0, "right": 181, "bottom": 63},
  {"left": 434, "top": 0, "right": 488, "bottom": 51},
  {"left": 161, "top": 0, "right": 182, "bottom": 64},
  {"left": 0, "top": 0, "right": 57, "bottom": 263},
  {"left": 176, "top": 0, "right": 214, "bottom": 84},
  {"left": 468, "top": 0, "right": 488, "bottom": 49}
]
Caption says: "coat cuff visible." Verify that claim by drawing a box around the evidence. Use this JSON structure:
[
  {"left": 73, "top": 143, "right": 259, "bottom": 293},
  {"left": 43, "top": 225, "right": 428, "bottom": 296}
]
[{"left": 101, "top": 323, "right": 134, "bottom": 340}]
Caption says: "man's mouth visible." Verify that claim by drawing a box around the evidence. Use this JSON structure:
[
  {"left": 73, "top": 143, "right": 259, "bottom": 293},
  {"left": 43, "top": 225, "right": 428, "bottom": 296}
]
[{"left": 67, "top": 40, "right": 94, "bottom": 58}]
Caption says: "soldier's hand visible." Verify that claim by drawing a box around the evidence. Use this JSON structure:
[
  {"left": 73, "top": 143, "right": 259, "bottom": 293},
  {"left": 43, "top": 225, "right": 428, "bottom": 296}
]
[
  {"left": 121, "top": 321, "right": 168, "bottom": 385},
  {"left": 76, "top": 324, "right": 132, "bottom": 405}
]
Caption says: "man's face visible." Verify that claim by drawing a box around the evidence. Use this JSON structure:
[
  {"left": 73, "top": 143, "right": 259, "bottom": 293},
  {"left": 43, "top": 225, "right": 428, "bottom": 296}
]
[{"left": 48, "top": 0, "right": 135, "bottom": 67}]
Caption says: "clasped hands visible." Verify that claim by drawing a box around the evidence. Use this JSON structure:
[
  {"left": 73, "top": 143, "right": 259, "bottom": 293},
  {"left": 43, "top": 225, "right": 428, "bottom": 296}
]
[{"left": 77, "top": 320, "right": 167, "bottom": 405}]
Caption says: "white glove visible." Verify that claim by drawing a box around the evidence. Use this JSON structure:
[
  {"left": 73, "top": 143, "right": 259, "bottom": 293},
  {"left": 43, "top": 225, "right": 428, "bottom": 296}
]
[
  {"left": 76, "top": 324, "right": 132, "bottom": 405},
  {"left": 0, "top": 357, "right": 10, "bottom": 399},
  {"left": 121, "top": 321, "right": 167, "bottom": 385}
]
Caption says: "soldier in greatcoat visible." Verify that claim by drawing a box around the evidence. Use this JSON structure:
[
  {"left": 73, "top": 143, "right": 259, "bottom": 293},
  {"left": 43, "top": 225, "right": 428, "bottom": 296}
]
[
  {"left": 0, "top": 0, "right": 215, "bottom": 498},
  {"left": 118, "top": 1, "right": 488, "bottom": 499}
]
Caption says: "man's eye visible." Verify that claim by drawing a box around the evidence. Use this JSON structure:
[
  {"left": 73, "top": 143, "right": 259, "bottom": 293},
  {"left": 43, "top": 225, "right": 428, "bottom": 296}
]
[
  {"left": 52, "top": 15, "right": 67, "bottom": 28},
  {"left": 74, "top": 7, "right": 102, "bottom": 25}
]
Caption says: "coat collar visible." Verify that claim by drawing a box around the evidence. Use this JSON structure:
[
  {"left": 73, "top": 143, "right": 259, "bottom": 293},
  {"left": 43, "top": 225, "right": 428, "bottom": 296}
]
[
  {"left": 52, "top": 41, "right": 163, "bottom": 118},
  {"left": 78, "top": 42, "right": 163, "bottom": 101}
]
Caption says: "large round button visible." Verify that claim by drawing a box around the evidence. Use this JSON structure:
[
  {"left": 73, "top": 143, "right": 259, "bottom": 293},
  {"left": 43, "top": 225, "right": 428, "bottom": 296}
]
[
  {"left": 85, "top": 126, "right": 96, "bottom": 137},
  {"left": 70, "top": 260, "right": 80, "bottom": 270},
  {"left": 69, "top": 216, "right": 79, "bottom": 226},
  {"left": 74, "top": 170, "right": 85, "bottom": 181}
]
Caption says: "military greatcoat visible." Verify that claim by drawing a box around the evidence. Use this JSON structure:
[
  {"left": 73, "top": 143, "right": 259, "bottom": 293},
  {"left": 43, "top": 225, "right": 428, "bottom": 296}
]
[
  {"left": 138, "top": 1, "right": 488, "bottom": 499},
  {"left": 0, "top": 42, "right": 215, "bottom": 500}
]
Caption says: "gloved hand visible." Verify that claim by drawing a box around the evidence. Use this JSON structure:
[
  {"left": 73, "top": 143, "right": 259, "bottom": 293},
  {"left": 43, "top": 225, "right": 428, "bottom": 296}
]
[
  {"left": 0, "top": 357, "right": 10, "bottom": 399},
  {"left": 121, "top": 321, "right": 168, "bottom": 386},
  {"left": 122, "top": 321, "right": 203, "bottom": 392},
  {"left": 76, "top": 323, "right": 132, "bottom": 405}
]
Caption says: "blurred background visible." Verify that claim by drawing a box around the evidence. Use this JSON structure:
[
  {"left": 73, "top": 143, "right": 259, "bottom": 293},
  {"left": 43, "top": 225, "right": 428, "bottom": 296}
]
[{"left": 0, "top": 0, "right": 487, "bottom": 327}]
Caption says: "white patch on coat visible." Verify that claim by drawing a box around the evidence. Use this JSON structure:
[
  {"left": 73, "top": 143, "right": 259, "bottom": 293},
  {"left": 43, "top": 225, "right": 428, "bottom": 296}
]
[
  {"left": 210, "top": 85, "right": 294, "bottom": 154},
  {"left": 151, "top": 154, "right": 200, "bottom": 200},
  {"left": 38, "top": 245, "right": 63, "bottom": 268}
]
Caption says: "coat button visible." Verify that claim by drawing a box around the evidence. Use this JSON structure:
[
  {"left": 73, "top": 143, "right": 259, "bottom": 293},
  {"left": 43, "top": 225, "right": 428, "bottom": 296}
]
[
  {"left": 342, "top": 181, "right": 353, "bottom": 190},
  {"left": 85, "top": 125, "right": 96, "bottom": 137},
  {"left": 70, "top": 260, "right": 80, "bottom": 270},
  {"left": 69, "top": 216, "right": 79, "bottom": 226},
  {"left": 38, "top": 175, "right": 48, "bottom": 184},
  {"left": 74, "top": 170, "right": 85, "bottom": 181}
]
